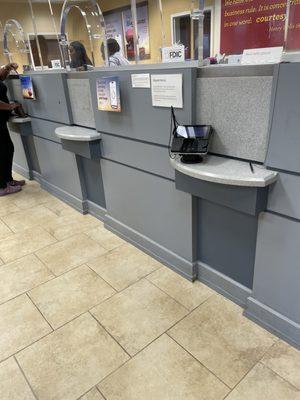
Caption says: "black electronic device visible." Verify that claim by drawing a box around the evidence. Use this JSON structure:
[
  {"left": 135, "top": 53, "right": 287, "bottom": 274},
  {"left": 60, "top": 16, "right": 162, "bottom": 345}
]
[{"left": 169, "top": 107, "right": 213, "bottom": 164}]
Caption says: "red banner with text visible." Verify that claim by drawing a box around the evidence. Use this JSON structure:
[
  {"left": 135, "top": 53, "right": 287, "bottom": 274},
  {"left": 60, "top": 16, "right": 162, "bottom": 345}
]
[
  {"left": 221, "top": 0, "right": 287, "bottom": 54},
  {"left": 286, "top": 1, "right": 300, "bottom": 50}
]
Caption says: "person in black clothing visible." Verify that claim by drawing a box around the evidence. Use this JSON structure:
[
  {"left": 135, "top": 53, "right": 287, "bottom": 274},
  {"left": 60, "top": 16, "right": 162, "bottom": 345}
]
[
  {"left": 69, "top": 41, "right": 93, "bottom": 70},
  {"left": 0, "top": 63, "right": 26, "bottom": 197}
]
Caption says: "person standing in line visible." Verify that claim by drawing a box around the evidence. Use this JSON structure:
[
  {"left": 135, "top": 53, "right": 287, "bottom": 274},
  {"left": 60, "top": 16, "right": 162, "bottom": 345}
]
[
  {"left": 0, "top": 63, "right": 25, "bottom": 197},
  {"left": 101, "top": 38, "right": 130, "bottom": 67}
]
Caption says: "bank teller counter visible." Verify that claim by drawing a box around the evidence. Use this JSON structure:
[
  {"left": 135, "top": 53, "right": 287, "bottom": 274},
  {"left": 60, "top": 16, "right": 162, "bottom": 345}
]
[
  {"left": 6, "top": 62, "right": 300, "bottom": 348},
  {"left": 7, "top": 71, "right": 106, "bottom": 218}
]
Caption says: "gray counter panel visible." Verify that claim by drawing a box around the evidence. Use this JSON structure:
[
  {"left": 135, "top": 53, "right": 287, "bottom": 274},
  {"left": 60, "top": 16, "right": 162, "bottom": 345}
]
[
  {"left": 67, "top": 78, "right": 95, "bottom": 128},
  {"left": 89, "top": 67, "right": 196, "bottom": 146},
  {"left": 31, "top": 118, "right": 65, "bottom": 144},
  {"left": 101, "top": 133, "right": 174, "bottom": 180},
  {"left": 33, "top": 136, "right": 83, "bottom": 201},
  {"left": 267, "top": 172, "right": 300, "bottom": 220},
  {"left": 250, "top": 212, "right": 300, "bottom": 326},
  {"left": 101, "top": 159, "right": 194, "bottom": 277},
  {"left": 197, "top": 76, "right": 273, "bottom": 162},
  {"left": 26, "top": 73, "right": 73, "bottom": 125},
  {"left": 266, "top": 63, "right": 300, "bottom": 173}
]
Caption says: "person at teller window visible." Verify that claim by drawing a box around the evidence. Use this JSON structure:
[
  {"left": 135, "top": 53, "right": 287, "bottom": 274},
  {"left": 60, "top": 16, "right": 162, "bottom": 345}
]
[
  {"left": 0, "top": 63, "right": 26, "bottom": 197},
  {"left": 101, "top": 38, "right": 130, "bottom": 67}
]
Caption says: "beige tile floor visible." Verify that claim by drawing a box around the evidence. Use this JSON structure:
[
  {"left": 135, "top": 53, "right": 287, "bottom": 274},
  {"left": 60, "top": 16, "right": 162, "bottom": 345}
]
[{"left": 0, "top": 175, "right": 299, "bottom": 400}]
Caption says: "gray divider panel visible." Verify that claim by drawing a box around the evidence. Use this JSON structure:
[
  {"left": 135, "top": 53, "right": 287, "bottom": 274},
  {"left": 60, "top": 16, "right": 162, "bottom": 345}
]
[
  {"left": 25, "top": 72, "right": 73, "bottom": 125},
  {"left": 34, "top": 136, "right": 83, "bottom": 201},
  {"left": 196, "top": 74, "right": 273, "bottom": 162},
  {"left": 266, "top": 63, "right": 300, "bottom": 173},
  {"left": 251, "top": 212, "right": 300, "bottom": 326},
  {"left": 198, "top": 199, "right": 258, "bottom": 288},
  {"left": 267, "top": 172, "right": 300, "bottom": 221},
  {"left": 89, "top": 65, "right": 197, "bottom": 145}
]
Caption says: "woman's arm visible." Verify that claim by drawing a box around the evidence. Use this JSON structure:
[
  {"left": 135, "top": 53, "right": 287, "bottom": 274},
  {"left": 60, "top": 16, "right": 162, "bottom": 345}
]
[
  {"left": 0, "top": 63, "right": 18, "bottom": 81},
  {"left": 0, "top": 100, "right": 18, "bottom": 111}
]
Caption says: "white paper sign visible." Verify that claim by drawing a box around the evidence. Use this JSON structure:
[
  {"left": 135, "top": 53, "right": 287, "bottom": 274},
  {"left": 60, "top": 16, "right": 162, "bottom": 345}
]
[
  {"left": 51, "top": 59, "right": 62, "bottom": 69},
  {"left": 162, "top": 45, "right": 185, "bottom": 63},
  {"left": 241, "top": 47, "right": 283, "bottom": 65},
  {"left": 151, "top": 74, "right": 183, "bottom": 108},
  {"left": 131, "top": 73, "right": 151, "bottom": 88}
]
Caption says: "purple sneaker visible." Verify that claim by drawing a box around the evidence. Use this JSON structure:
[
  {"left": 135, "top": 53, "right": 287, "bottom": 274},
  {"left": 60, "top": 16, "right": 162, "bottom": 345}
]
[
  {"left": 8, "top": 179, "right": 26, "bottom": 187},
  {"left": 0, "top": 185, "right": 22, "bottom": 196}
]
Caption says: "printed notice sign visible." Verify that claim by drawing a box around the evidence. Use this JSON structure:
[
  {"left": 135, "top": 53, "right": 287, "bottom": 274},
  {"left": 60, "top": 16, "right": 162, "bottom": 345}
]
[
  {"left": 241, "top": 46, "right": 283, "bottom": 65},
  {"left": 151, "top": 74, "right": 183, "bottom": 108},
  {"left": 131, "top": 73, "right": 151, "bottom": 88},
  {"left": 97, "top": 76, "right": 121, "bottom": 112}
]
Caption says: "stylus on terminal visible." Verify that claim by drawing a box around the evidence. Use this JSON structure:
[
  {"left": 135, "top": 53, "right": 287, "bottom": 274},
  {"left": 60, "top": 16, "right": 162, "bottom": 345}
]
[{"left": 249, "top": 162, "right": 254, "bottom": 174}]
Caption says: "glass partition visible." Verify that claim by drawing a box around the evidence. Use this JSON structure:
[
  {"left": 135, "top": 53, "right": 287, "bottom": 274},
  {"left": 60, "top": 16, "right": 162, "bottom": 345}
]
[
  {"left": 0, "top": 22, "right": 5, "bottom": 66},
  {"left": 0, "top": 0, "right": 36, "bottom": 72},
  {"left": 3, "top": 19, "right": 33, "bottom": 71},
  {"left": 28, "top": 0, "right": 63, "bottom": 70},
  {"left": 59, "top": 0, "right": 108, "bottom": 69}
]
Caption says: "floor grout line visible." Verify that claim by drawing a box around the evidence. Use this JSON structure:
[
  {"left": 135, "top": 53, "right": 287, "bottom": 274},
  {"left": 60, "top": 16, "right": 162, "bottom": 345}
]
[
  {"left": 167, "top": 332, "right": 232, "bottom": 391},
  {"left": 14, "top": 355, "right": 39, "bottom": 400},
  {"left": 95, "top": 295, "right": 217, "bottom": 389},
  {"left": 85, "top": 264, "right": 118, "bottom": 293},
  {"left": 97, "top": 386, "right": 108, "bottom": 400},
  {"left": 88, "top": 311, "right": 132, "bottom": 359},
  {"left": 222, "top": 340, "right": 283, "bottom": 399},
  {"left": 25, "top": 292, "right": 54, "bottom": 331}
]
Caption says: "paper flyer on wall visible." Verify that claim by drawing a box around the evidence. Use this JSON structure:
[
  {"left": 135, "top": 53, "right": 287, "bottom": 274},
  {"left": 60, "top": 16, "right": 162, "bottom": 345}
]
[
  {"left": 97, "top": 77, "right": 121, "bottom": 112},
  {"left": 20, "top": 75, "right": 36, "bottom": 100}
]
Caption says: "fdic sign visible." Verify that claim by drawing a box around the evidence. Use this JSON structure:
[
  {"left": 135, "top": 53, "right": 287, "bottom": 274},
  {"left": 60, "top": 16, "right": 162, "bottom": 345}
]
[{"left": 162, "top": 45, "right": 185, "bottom": 63}]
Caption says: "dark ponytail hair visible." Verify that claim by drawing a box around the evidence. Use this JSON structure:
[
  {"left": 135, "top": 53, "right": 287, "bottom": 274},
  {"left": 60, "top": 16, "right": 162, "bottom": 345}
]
[{"left": 70, "top": 41, "right": 92, "bottom": 68}]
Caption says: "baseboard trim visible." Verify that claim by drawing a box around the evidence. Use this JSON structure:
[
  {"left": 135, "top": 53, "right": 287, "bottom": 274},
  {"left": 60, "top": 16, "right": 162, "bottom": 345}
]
[
  {"left": 86, "top": 200, "right": 106, "bottom": 222},
  {"left": 196, "top": 261, "right": 252, "bottom": 307},
  {"left": 105, "top": 215, "right": 196, "bottom": 281},
  {"left": 245, "top": 297, "right": 300, "bottom": 349},
  {"left": 32, "top": 171, "right": 42, "bottom": 184},
  {"left": 38, "top": 177, "right": 86, "bottom": 214},
  {"left": 13, "top": 163, "right": 32, "bottom": 180}
]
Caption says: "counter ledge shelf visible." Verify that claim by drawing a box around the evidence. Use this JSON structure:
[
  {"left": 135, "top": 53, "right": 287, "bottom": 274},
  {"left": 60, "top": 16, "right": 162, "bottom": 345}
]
[
  {"left": 9, "top": 116, "right": 32, "bottom": 124},
  {"left": 55, "top": 126, "right": 101, "bottom": 142},
  {"left": 55, "top": 126, "right": 101, "bottom": 160},
  {"left": 170, "top": 155, "right": 278, "bottom": 188}
]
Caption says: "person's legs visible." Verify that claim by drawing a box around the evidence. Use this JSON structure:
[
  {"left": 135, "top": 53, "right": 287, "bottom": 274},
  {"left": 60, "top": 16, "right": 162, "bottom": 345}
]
[
  {"left": 0, "top": 123, "right": 22, "bottom": 196},
  {"left": 0, "top": 124, "right": 9, "bottom": 189},
  {"left": 4, "top": 124, "right": 14, "bottom": 183}
]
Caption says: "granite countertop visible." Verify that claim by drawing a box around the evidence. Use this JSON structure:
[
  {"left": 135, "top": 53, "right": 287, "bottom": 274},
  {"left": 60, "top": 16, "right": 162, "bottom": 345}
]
[
  {"left": 9, "top": 116, "right": 31, "bottom": 124},
  {"left": 170, "top": 155, "right": 278, "bottom": 187},
  {"left": 55, "top": 126, "right": 101, "bottom": 142}
]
